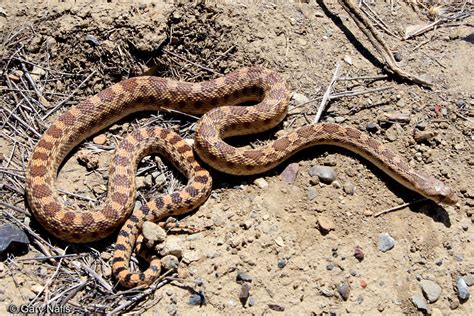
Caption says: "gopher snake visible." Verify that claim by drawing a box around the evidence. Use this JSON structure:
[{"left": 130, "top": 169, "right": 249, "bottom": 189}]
[{"left": 26, "top": 67, "right": 457, "bottom": 288}]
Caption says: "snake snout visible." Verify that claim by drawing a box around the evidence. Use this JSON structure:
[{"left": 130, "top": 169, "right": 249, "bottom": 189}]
[
  {"left": 432, "top": 179, "right": 458, "bottom": 205},
  {"left": 421, "top": 176, "right": 458, "bottom": 205}
]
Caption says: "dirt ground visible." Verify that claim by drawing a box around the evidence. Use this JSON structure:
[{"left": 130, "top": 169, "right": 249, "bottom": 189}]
[{"left": 0, "top": 1, "right": 473, "bottom": 315}]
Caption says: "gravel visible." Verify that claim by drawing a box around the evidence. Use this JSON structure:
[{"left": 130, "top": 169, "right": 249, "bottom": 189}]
[
  {"left": 378, "top": 233, "right": 395, "bottom": 252},
  {"left": 236, "top": 272, "right": 253, "bottom": 283},
  {"left": 420, "top": 279, "right": 442, "bottom": 303},
  {"left": 354, "top": 246, "right": 364, "bottom": 261},
  {"left": 456, "top": 277, "right": 470, "bottom": 300},
  {"left": 254, "top": 178, "right": 269, "bottom": 189},
  {"left": 338, "top": 282, "right": 350, "bottom": 301},
  {"left": 308, "top": 165, "right": 337, "bottom": 184},
  {"left": 411, "top": 293, "right": 428, "bottom": 312},
  {"left": 307, "top": 187, "right": 317, "bottom": 200}
]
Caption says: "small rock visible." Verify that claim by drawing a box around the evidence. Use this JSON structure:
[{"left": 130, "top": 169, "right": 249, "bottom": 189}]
[
  {"left": 307, "top": 187, "right": 317, "bottom": 201},
  {"left": 92, "top": 134, "right": 107, "bottom": 145},
  {"left": 309, "top": 165, "right": 336, "bottom": 184},
  {"left": 142, "top": 221, "right": 167, "bottom": 243},
  {"left": 248, "top": 297, "right": 256, "bottom": 306},
  {"left": 317, "top": 215, "right": 335, "bottom": 234},
  {"left": 411, "top": 293, "right": 428, "bottom": 313},
  {"left": 385, "top": 126, "right": 399, "bottom": 142},
  {"left": 268, "top": 303, "right": 285, "bottom": 311},
  {"left": 456, "top": 277, "right": 470, "bottom": 300},
  {"left": 154, "top": 173, "right": 167, "bottom": 186},
  {"left": 385, "top": 113, "right": 411, "bottom": 124},
  {"left": 338, "top": 282, "right": 350, "bottom": 301},
  {"left": 85, "top": 34, "right": 100, "bottom": 46},
  {"left": 343, "top": 182, "right": 355, "bottom": 195},
  {"left": 143, "top": 174, "right": 153, "bottom": 188},
  {"left": 420, "top": 279, "right": 442, "bottom": 303},
  {"left": 366, "top": 122, "right": 379, "bottom": 132},
  {"left": 378, "top": 233, "right": 395, "bottom": 252},
  {"left": 241, "top": 220, "right": 253, "bottom": 230},
  {"left": 354, "top": 246, "right": 364, "bottom": 261},
  {"left": 344, "top": 55, "right": 352, "bottom": 65},
  {"left": 277, "top": 258, "right": 287, "bottom": 269},
  {"left": 236, "top": 272, "right": 252, "bottom": 283},
  {"left": 0, "top": 223, "right": 30, "bottom": 254},
  {"left": 161, "top": 255, "right": 179, "bottom": 271},
  {"left": 393, "top": 51, "right": 402, "bottom": 62},
  {"left": 31, "top": 284, "right": 44, "bottom": 294},
  {"left": 188, "top": 293, "right": 205, "bottom": 306},
  {"left": 77, "top": 149, "right": 99, "bottom": 170},
  {"left": 274, "top": 236, "right": 285, "bottom": 247},
  {"left": 254, "top": 178, "right": 268, "bottom": 189},
  {"left": 281, "top": 163, "right": 299, "bottom": 184},
  {"left": 292, "top": 92, "right": 310, "bottom": 105},
  {"left": 160, "top": 236, "right": 183, "bottom": 258},
  {"left": 100, "top": 252, "right": 112, "bottom": 261},
  {"left": 360, "top": 279, "right": 367, "bottom": 288},
  {"left": 239, "top": 282, "right": 251, "bottom": 304},
  {"left": 413, "top": 130, "right": 437, "bottom": 143},
  {"left": 182, "top": 251, "right": 201, "bottom": 263}
]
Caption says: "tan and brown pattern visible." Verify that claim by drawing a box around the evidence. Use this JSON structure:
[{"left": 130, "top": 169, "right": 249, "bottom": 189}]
[{"left": 26, "top": 67, "right": 457, "bottom": 289}]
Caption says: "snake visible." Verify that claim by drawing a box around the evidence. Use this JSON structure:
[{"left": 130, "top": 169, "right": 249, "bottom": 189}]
[{"left": 25, "top": 67, "right": 458, "bottom": 288}]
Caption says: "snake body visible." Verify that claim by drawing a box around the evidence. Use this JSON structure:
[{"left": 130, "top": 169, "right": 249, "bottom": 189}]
[{"left": 26, "top": 67, "right": 457, "bottom": 288}]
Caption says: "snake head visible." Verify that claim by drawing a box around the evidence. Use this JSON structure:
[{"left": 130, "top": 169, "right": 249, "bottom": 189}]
[{"left": 420, "top": 175, "right": 458, "bottom": 205}]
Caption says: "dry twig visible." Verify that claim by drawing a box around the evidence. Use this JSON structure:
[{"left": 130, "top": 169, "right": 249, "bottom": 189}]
[{"left": 337, "top": 0, "right": 433, "bottom": 87}]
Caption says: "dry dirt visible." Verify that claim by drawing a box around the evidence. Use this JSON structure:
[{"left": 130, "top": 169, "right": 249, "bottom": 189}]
[{"left": 0, "top": 1, "right": 473, "bottom": 315}]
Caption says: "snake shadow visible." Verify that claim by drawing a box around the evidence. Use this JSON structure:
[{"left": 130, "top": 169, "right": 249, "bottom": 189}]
[{"left": 207, "top": 128, "right": 452, "bottom": 228}]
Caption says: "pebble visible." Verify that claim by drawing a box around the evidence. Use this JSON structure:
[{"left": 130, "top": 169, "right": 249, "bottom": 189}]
[
  {"left": 274, "top": 236, "right": 285, "bottom": 247},
  {"left": 411, "top": 293, "right": 428, "bottom": 312},
  {"left": 160, "top": 236, "right": 183, "bottom": 258},
  {"left": 254, "top": 178, "right": 268, "bottom": 189},
  {"left": 85, "top": 34, "right": 100, "bottom": 46},
  {"left": 420, "top": 279, "right": 442, "bottom": 303},
  {"left": 343, "top": 182, "right": 355, "bottom": 195},
  {"left": 385, "top": 113, "right": 411, "bottom": 124},
  {"left": 142, "top": 221, "right": 167, "bottom": 243},
  {"left": 143, "top": 174, "right": 153, "bottom": 187},
  {"left": 268, "top": 303, "right": 285, "bottom": 311},
  {"left": 456, "top": 277, "right": 470, "bottom": 300},
  {"left": 393, "top": 51, "right": 402, "bottom": 62},
  {"left": 354, "top": 246, "right": 364, "bottom": 261},
  {"left": 188, "top": 293, "right": 205, "bottom": 306},
  {"left": 248, "top": 297, "right": 256, "bottom": 306},
  {"left": 292, "top": 92, "right": 310, "bottom": 105},
  {"left": 239, "top": 282, "right": 251, "bottom": 302},
  {"left": 309, "top": 165, "right": 336, "bottom": 184},
  {"left": 277, "top": 258, "right": 287, "bottom": 269},
  {"left": 378, "top": 233, "right": 395, "bottom": 252},
  {"left": 161, "top": 255, "right": 179, "bottom": 271},
  {"left": 0, "top": 223, "right": 30, "bottom": 254},
  {"left": 92, "top": 134, "right": 107, "bottom": 145},
  {"left": 236, "top": 272, "right": 253, "bottom": 283},
  {"left": 317, "top": 215, "right": 335, "bottom": 234},
  {"left": 31, "top": 284, "right": 44, "bottom": 294},
  {"left": 281, "top": 163, "right": 299, "bottom": 184},
  {"left": 182, "top": 251, "right": 201, "bottom": 263},
  {"left": 307, "top": 187, "right": 317, "bottom": 201},
  {"left": 360, "top": 279, "right": 367, "bottom": 288},
  {"left": 366, "top": 122, "right": 379, "bottom": 132},
  {"left": 338, "top": 282, "right": 350, "bottom": 301}
]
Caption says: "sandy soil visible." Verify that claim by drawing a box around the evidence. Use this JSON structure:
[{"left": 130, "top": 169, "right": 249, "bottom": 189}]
[{"left": 0, "top": 1, "right": 473, "bottom": 315}]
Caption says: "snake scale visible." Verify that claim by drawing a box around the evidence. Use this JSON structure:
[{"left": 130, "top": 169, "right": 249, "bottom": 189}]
[{"left": 25, "top": 67, "right": 457, "bottom": 288}]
